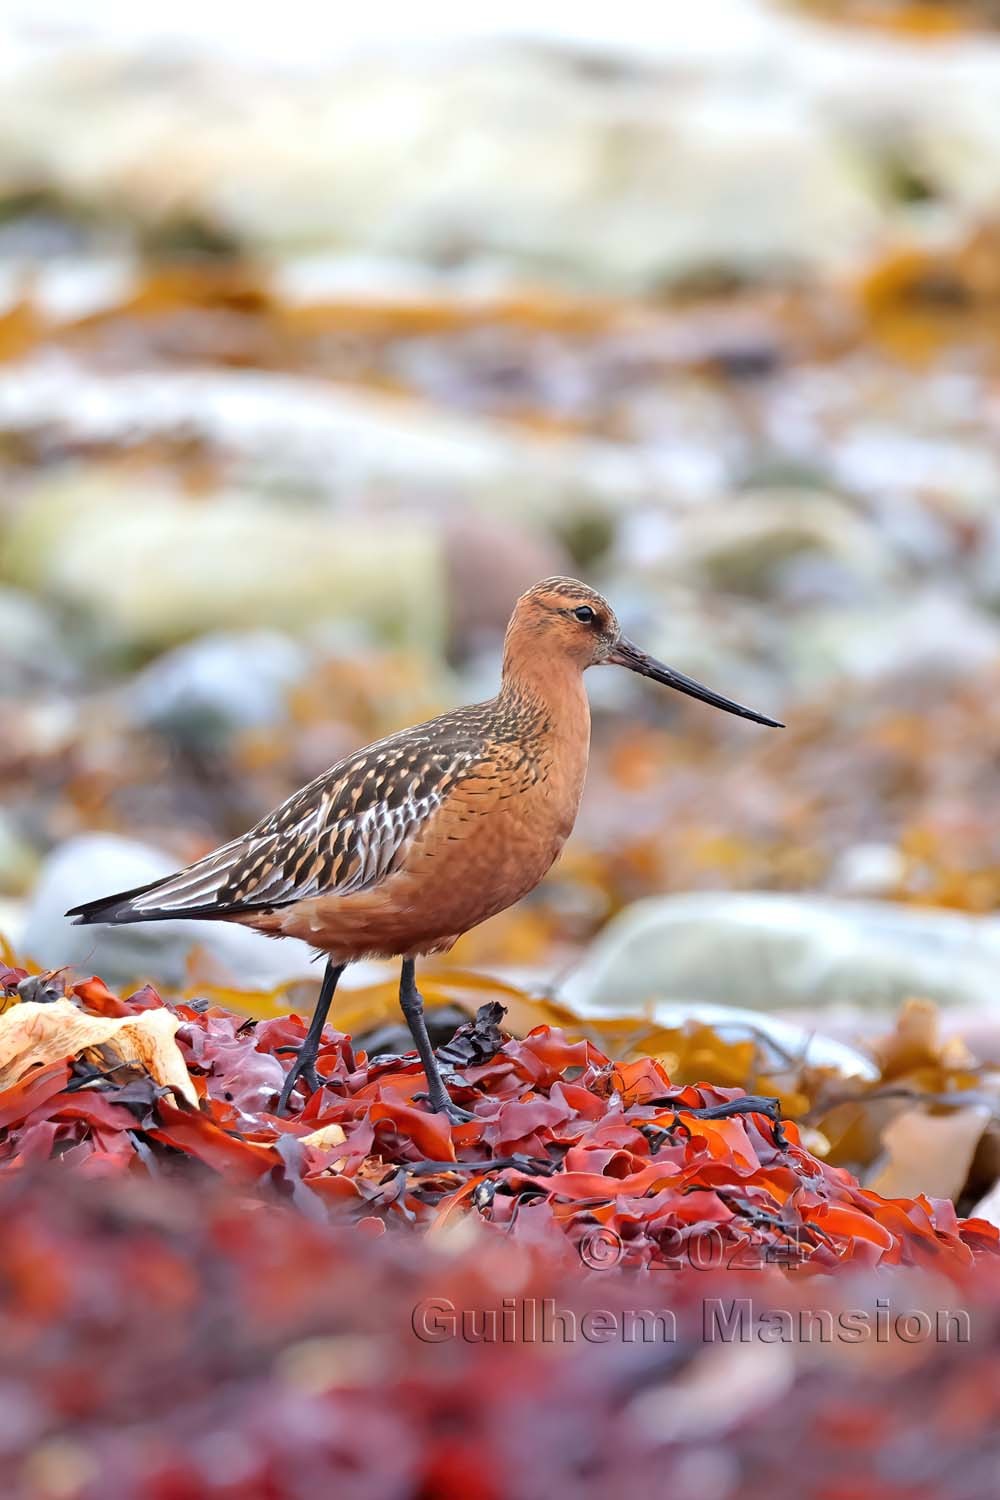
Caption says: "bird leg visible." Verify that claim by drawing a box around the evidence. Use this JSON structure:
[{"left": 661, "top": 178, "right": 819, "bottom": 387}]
[
  {"left": 276, "top": 958, "right": 345, "bottom": 1116},
  {"left": 399, "top": 959, "right": 475, "bottom": 1125}
]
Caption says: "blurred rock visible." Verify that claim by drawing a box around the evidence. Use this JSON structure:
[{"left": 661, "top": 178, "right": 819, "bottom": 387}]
[
  {"left": 442, "top": 512, "right": 568, "bottom": 646},
  {"left": 664, "top": 492, "right": 894, "bottom": 599},
  {"left": 124, "top": 630, "right": 310, "bottom": 746},
  {"left": 833, "top": 425, "right": 1000, "bottom": 530},
  {"left": 0, "top": 41, "right": 879, "bottom": 287},
  {"left": 829, "top": 842, "right": 906, "bottom": 899},
  {"left": 0, "top": 364, "right": 643, "bottom": 521},
  {"left": 2, "top": 475, "right": 448, "bottom": 652},
  {"left": 971, "top": 517, "right": 1000, "bottom": 612},
  {"left": 0, "top": 586, "right": 80, "bottom": 692},
  {"left": 8, "top": 2, "right": 1000, "bottom": 284},
  {"left": 0, "top": 812, "right": 39, "bottom": 896},
  {"left": 22, "top": 834, "right": 318, "bottom": 988},
  {"left": 0, "top": 897, "right": 24, "bottom": 949},
  {"left": 788, "top": 589, "right": 1000, "bottom": 690},
  {"left": 560, "top": 892, "right": 1000, "bottom": 1017}
]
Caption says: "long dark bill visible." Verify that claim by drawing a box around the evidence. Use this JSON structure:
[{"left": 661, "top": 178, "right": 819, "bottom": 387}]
[{"left": 607, "top": 637, "right": 783, "bottom": 728}]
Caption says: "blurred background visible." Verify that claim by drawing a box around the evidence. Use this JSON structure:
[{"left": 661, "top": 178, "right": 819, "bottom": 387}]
[{"left": 4, "top": 0, "right": 1000, "bottom": 1041}]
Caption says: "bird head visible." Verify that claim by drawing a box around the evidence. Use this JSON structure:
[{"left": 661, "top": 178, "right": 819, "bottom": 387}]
[{"left": 506, "top": 577, "right": 782, "bottom": 728}]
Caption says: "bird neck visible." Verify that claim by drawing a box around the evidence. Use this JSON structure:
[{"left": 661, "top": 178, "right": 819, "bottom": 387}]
[{"left": 499, "top": 638, "right": 591, "bottom": 741}]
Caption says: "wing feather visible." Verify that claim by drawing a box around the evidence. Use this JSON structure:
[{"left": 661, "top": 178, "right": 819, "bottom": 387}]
[{"left": 68, "top": 721, "right": 481, "bottom": 926}]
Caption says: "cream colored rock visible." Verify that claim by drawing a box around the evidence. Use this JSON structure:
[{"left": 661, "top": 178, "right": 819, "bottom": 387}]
[
  {"left": 0, "top": 16, "right": 884, "bottom": 285},
  {"left": 1, "top": 473, "right": 447, "bottom": 651}
]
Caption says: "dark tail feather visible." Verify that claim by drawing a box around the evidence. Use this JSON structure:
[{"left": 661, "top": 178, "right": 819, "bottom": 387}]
[
  {"left": 66, "top": 878, "right": 234, "bottom": 926},
  {"left": 65, "top": 833, "right": 295, "bottom": 926}
]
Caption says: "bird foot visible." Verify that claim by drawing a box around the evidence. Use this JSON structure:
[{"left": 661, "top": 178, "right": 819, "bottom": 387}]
[
  {"left": 416, "top": 1089, "right": 476, "bottom": 1126},
  {"left": 275, "top": 1052, "right": 322, "bottom": 1117},
  {"left": 436, "top": 1097, "right": 477, "bottom": 1126}
]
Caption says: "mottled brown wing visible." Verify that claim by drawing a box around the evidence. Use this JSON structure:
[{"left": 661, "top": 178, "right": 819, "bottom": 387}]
[{"left": 83, "top": 719, "right": 483, "bottom": 924}]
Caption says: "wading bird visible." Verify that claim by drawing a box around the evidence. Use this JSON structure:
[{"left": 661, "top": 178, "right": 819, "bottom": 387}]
[{"left": 68, "top": 579, "right": 781, "bottom": 1119}]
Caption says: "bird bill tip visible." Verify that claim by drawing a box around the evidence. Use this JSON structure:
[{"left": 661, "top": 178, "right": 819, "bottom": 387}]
[{"left": 608, "top": 637, "right": 783, "bottom": 729}]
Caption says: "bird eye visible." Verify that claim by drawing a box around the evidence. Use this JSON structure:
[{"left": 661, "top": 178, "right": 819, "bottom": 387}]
[{"left": 573, "top": 605, "right": 596, "bottom": 624}]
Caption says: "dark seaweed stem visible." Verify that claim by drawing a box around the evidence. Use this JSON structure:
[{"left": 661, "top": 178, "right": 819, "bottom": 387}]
[
  {"left": 640, "top": 1093, "right": 789, "bottom": 1150},
  {"left": 714, "top": 1189, "right": 829, "bottom": 1262},
  {"left": 383, "top": 1153, "right": 556, "bottom": 1182}
]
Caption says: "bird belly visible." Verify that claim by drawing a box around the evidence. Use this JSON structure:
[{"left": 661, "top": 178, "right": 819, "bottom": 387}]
[{"left": 263, "top": 762, "right": 584, "bottom": 961}]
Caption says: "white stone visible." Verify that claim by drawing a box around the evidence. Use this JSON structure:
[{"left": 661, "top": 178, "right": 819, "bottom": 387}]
[
  {"left": 830, "top": 843, "right": 906, "bottom": 899},
  {"left": 560, "top": 892, "right": 1000, "bottom": 1021},
  {"left": 21, "top": 834, "right": 319, "bottom": 988}
]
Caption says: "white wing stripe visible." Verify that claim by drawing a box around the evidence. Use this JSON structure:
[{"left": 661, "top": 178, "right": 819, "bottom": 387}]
[{"left": 130, "top": 845, "right": 243, "bottom": 911}]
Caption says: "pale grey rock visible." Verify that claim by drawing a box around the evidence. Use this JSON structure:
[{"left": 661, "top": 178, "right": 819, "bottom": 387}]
[
  {"left": 971, "top": 517, "right": 1000, "bottom": 612},
  {"left": 662, "top": 492, "right": 895, "bottom": 599},
  {"left": 0, "top": 587, "right": 80, "bottom": 692},
  {"left": 124, "top": 630, "right": 310, "bottom": 745},
  {"left": 22, "top": 834, "right": 318, "bottom": 988},
  {"left": 560, "top": 892, "right": 1000, "bottom": 1019},
  {"left": 832, "top": 427, "right": 1000, "bottom": 527},
  {"left": 829, "top": 843, "right": 906, "bottom": 899},
  {"left": 788, "top": 590, "right": 1000, "bottom": 690}
]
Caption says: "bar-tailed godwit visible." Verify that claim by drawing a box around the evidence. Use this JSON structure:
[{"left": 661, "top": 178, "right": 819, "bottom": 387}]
[{"left": 68, "top": 578, "right": 781, "bottom": 1119}]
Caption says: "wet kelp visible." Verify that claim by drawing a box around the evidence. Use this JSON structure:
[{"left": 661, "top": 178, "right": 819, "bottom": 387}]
[{"left": 0, "top": 961, "right": 995, "bottom": 1273}]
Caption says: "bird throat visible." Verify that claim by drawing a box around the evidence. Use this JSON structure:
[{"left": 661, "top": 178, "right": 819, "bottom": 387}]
[{"left": 498, "top": 632, "right": 591, "bottom": 763}]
